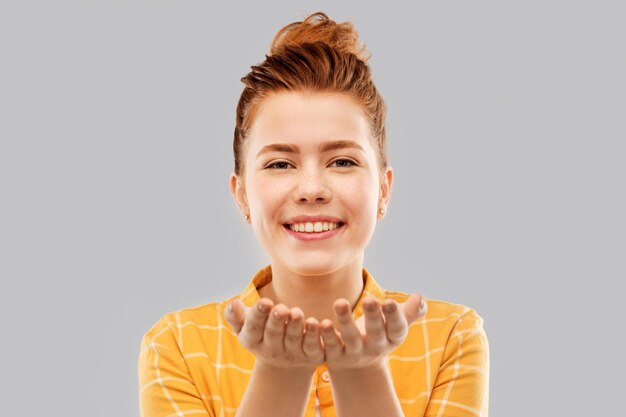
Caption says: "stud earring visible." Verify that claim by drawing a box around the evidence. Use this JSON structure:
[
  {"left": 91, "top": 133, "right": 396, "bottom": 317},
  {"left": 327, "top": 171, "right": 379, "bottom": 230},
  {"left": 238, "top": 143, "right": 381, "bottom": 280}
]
[
  {"left": 379, "top": 208, "right": 385, "bottom": 215},
  {"left": 244, "top": 213, "right": 250, "bottom": 221}
]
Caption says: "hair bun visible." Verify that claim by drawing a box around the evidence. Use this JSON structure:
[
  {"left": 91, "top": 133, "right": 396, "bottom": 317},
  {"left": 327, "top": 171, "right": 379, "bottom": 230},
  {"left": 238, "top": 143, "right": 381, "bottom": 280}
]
[{"left": 269, "top": 12, "right": 370, "bottom": 63}]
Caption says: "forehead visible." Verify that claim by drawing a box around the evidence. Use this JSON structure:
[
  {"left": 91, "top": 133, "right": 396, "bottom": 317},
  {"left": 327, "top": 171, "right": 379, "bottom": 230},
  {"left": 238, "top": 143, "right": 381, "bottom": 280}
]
[{"left": 247, "top": 91, "right": 372, "bottom": 152}]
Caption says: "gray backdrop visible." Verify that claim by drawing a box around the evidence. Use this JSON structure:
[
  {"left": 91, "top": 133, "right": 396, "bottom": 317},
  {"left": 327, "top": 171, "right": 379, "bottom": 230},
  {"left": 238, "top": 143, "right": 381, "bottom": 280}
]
[{"left": 1, "top": 1, "right": 624, "bottom": 416}]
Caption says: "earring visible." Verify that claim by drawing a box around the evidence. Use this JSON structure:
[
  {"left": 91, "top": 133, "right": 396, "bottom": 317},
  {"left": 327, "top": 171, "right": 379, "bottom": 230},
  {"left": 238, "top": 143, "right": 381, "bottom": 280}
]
[
  {"left": 244, "top": 213, "right": 250, "bottom": 221},
  {"left": 379, "top": 208, "right": 385, "bottom": 215}
]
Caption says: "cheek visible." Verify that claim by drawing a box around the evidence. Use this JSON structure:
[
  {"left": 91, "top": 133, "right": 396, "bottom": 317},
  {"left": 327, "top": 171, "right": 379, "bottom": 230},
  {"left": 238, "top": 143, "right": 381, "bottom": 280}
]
[
  {"left": 342, "top": 175, "right": 379, "bottom": 214},
  {"left": 246, "top": 176, "right": 286, "bottom": 217}
]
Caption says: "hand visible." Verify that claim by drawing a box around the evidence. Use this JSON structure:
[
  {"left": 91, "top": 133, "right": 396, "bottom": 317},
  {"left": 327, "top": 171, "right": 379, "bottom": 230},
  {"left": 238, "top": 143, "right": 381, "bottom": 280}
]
[
  {"left": 224, "top": 298, "right": 325, "bottom": 371},
  {"left": 320, "top": 293, "right": 426, "bottom": 372}
]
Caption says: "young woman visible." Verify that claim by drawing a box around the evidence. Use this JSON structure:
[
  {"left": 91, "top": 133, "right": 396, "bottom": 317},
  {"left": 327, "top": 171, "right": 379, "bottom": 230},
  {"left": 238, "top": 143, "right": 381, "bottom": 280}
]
[{"left": 139, "top": 12, "right": 489, "bottom": 417}]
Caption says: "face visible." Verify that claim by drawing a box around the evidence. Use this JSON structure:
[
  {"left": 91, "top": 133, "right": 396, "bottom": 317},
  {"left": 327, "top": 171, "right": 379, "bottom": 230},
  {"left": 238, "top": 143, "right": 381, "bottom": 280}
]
[{"left": 231, "top": 91, "right": 392, "bottom": 276}]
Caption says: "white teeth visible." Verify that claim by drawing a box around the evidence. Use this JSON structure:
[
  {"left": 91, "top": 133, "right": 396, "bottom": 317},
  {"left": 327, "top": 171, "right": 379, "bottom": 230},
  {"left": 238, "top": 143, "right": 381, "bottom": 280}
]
[{"left": 288, "top": 222, "right": 341, "bottom": 233}]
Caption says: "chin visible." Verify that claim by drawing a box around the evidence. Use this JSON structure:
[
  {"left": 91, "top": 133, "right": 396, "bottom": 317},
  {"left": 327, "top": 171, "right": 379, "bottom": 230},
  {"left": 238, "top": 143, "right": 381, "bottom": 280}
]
[
  {"left": 288, "top": 265, "right": 338, "bottom": 277},
  {"left": 280, "top": 252, "right": 355, "bottom": 277}
]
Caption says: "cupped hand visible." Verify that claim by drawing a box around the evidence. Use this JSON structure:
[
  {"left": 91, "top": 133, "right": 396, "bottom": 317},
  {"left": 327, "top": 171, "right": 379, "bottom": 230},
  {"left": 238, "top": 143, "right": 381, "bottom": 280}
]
[
  {"left": 320, "top": 293, "right": 427, "bottom": 372},
  {"left": 224, "top": 298, "right": 325, "bottom": 371}
]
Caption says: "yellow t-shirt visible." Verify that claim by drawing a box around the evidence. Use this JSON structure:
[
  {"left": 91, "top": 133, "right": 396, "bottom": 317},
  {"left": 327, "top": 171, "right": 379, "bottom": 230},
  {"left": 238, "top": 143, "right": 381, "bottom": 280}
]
[{"left": 138, "top": 266, "right": 489, "bottom": 417}]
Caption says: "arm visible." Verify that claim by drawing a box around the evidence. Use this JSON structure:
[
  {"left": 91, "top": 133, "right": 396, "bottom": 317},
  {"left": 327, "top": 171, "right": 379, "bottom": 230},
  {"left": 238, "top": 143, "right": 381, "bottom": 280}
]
[
  {"left": 321, "top": 294, "right": 426, "bottom": 417},
  {"left": 328, "top": 361, "right": 403, "bottom": 417},
  {"left": 235, "top": 363, "right": 314, "bottom": 417},
  {"left": 138, "top": 320, "right": 214, "bottom": 417},
  {"left": 225, "top": 298, "right": 326, "bottom": 417}
]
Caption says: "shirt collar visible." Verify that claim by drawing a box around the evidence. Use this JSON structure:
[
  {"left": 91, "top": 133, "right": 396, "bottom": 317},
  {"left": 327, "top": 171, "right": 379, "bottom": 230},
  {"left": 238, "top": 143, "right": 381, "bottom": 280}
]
[{"left": 238, "top": 265, "right": 386, "bottom": 320}]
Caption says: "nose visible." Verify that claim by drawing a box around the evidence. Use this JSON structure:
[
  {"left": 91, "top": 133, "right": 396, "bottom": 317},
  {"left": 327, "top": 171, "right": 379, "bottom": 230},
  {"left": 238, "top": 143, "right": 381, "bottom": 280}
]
[{"left": 294, "top": 168, "right": 332, "bottom": 204}]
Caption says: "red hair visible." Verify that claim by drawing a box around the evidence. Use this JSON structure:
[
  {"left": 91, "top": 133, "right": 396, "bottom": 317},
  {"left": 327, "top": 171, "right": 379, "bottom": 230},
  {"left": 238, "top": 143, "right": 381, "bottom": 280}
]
[{"left": 233, "top": 12, "right": 388, "bottom": 176}]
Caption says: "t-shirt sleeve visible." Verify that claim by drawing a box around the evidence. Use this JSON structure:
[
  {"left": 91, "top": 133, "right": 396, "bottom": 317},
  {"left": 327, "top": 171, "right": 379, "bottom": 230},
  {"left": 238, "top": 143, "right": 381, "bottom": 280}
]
[
  {"left": 424, "top": 309, "right": 490, "bottom": 417},
  {"left": 138, "top": 317, "right": 215, "bottom": 417}
]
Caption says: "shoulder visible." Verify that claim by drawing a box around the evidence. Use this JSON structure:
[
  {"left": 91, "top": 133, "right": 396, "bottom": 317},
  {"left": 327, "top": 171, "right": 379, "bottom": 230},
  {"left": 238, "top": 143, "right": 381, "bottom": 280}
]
[
  {"left": 140, "top": 298, "right": 236, "bottom": 352},
  {"left": 417, "top": 298, "right": 489, "bottom": 370},
  {"left": 386, "top": 290, "right": 483, "bottom": 324},
  {"left": 423, "top": 297, "right": 485, "bottom": 333},
  {"left": 385, "top": 289, "right": 487, "bottom": 351},
  {"left": 421, "top": 297, "right": 486, "bottom": 347}
]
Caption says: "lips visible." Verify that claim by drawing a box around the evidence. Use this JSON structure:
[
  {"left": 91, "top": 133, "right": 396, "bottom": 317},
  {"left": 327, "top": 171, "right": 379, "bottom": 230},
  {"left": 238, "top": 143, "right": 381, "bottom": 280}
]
[
  {"left": 282, "top": 215, "right": 346, "bottom": 240},
  {"left": 282, "top": 222, "right": 345, "bottom": 241},
  {"left": 283, "top": 215, "right": 344, "bottom": 224}
]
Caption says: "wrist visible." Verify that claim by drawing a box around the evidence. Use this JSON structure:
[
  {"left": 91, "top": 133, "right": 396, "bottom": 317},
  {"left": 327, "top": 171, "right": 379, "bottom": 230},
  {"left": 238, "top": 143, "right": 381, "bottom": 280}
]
[
  {"left": 237, "top": 360, "right": 316, "bottom": 417},
  {"left": 254, "top": 361, "right": 316, "bottom": 378},
  {"left": 327, "top": 359, "right": 389, "bottom": 378},
  {"left": 326, "top": 359, "right": 403, "bottom": 417}
]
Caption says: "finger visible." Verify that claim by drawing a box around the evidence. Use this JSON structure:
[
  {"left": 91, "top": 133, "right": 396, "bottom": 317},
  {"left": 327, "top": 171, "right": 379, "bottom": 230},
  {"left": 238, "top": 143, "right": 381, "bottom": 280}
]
[
  {"left": 418, "top": 298, "right": 428, "bottom": 319},
  {"left": 302, "top": 318, "right": 323, "bottom": 360},
  {"left": 333, "top": 299, "right": 362, "bottom": 353},
  {"left": 382, "top": 300, "right": 407, "bottom": 344},
  {"left": 363, "top": 297, "right": 386, "bottom": 345},
  {"left": 320, "top": 319, "right": 343, "bottom": 359},
  {"left": 263, "top": 303, "right": 290, "bottom": 353},
  {"left": 402, "top": 293, "right": 426, "bottom": 325},
  {"left": 240, "top": 298, "right": 273, "bottom": 346},
  {"left": 224, "top": 298, "right": 246, "bottom": 334},
  {"left": 284, "top": 307, "right": 305, "bottom": 353}
]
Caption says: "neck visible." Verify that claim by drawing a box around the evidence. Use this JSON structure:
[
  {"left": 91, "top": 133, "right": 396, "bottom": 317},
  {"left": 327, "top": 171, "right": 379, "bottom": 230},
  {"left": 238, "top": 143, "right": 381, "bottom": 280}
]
[{"left": 258, "top": 257, "right": 365, "bottom": 323}]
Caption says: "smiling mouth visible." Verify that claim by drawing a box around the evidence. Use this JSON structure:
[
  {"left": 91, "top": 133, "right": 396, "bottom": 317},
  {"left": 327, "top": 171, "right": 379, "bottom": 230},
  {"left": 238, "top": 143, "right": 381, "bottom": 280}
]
[{"left": 283, "top": 221, "right": 345, "bottom": 233}]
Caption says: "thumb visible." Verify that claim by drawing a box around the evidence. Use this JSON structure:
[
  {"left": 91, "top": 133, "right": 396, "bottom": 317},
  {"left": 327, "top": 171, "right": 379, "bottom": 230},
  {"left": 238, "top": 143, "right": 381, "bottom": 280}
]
[
  {"left": 224, "top": 298, "right": 247, "bottom": 334},
  {"left": 401, "top": 293, "right": 427, "bottom": 325}
]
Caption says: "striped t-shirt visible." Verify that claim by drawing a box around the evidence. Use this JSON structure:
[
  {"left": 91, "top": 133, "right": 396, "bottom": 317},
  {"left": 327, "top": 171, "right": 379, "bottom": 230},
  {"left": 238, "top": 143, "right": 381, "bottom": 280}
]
[{"left": 138, "top": 266, "right": 489, "bottom": 417}]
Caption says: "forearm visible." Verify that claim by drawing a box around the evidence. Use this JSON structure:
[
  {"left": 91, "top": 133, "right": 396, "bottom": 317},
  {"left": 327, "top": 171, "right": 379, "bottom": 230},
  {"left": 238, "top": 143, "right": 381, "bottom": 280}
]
[
  {"left": 235, "top": 363, "right": 314, "bottom": 417},
  {"left": 329, "top": 361, "right": 404, "bottom": 417}
]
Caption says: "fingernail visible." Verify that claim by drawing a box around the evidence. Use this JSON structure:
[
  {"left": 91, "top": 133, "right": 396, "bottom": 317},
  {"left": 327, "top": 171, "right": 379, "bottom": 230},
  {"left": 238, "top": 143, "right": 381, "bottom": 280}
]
[
  {"left": 290, "top": 314, "right": 302, "bottom": 323},
  {"left": 258, "top": 303, "right": 269, "bottom": 313},
  {"left": 336, "top": 303, "right": 349, "bottom": 315},
  {"left": 419, "top": 299, "right": 425, "bottom": 311},
  {"left": 364, "top": 302, "right": 377, "bottom": 312},
  {"left": 383, "top": 302, "right": 396, "bottom": 313},
  {"left": 306, "top": 323, "right": 316, "bottom": 332}
]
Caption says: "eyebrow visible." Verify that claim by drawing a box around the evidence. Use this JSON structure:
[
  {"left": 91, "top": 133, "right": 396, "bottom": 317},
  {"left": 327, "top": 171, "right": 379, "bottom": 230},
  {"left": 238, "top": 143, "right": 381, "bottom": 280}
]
[{"left": 256, "top": 140, "right": 364, "bottom": 158}]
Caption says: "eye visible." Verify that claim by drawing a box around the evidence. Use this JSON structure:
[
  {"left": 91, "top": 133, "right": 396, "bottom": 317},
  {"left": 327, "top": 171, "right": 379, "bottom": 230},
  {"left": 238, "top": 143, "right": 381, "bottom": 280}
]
[
  {"left": 329, "top": 158, "right": 357, "bottom": 168},
  {"left": 265, "top": 160, "right": 293, "bottom": 170}
]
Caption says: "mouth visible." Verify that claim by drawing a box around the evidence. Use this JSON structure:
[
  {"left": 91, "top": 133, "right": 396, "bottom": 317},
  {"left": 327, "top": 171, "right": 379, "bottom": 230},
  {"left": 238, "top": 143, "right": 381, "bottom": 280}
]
[{"left": 283, "top": 221, "right": 345, "bottom": 233}]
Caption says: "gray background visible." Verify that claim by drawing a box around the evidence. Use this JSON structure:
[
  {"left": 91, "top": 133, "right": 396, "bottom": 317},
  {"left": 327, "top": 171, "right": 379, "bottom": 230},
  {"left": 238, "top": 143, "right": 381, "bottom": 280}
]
[{"left": 1, "top": 1, "right": 624, "bottom": 416}]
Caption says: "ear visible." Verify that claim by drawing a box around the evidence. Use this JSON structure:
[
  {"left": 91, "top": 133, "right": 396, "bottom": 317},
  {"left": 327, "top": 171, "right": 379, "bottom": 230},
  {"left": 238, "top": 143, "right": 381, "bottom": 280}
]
[
  {"left": 230, "top": 172, "right": 249, "bottom": 222},
  {"left": 378, "top": 166, "right": 393, "bottom": 218}
]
